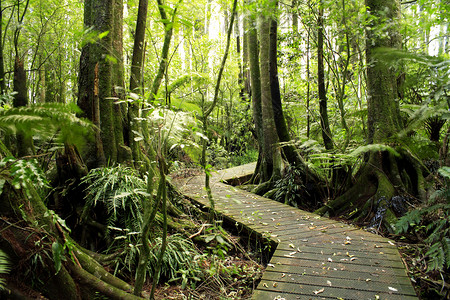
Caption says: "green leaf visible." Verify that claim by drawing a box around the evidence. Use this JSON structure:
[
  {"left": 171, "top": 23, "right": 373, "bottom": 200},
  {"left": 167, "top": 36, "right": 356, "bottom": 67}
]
[
  {"left": 438, "top": 167, "right": 450, "bottom": 180},
  {"left": 52, "top": 241, "right": 65, "bottom": 274},
  {"left": 98, "top": 30, "right": 110, "bottom": 39}
]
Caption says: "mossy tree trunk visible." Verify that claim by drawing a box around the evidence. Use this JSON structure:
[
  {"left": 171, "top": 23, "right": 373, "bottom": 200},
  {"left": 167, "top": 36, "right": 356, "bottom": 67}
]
[
  {"left": 112, "top": 0, "right": 132, "bottom": 163},
  {"left": 129, "top": 0, "right": 149, "bottom": 165},
  {"left": 315, "top": 0, "right": 426, "bottom": 231},
  {"left": 78, "top": 0, "right": 118, "bottom": 166},
  {"left": 258, "top": 2, "right": 282, "bottom": 183}
]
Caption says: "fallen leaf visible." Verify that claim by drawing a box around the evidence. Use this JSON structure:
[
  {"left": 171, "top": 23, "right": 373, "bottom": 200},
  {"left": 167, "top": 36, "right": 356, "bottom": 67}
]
[
  {"left": 327, "top": 280, "right": 332, "bottom": 286},
  {"left": 289, "top": 244, "right": 295, "bottom": 248},
  {"left": 289, "top": 251, "right": 297, "bottom": 255},
  {"left": 328, "top": 258, "right": 333, "bottom": 262},
  {"left": 388, "top": 241, "right": 395, "bottom": 246},
  {"left": 350, "top": 257, "right": 357, "bottom": 261},
  {"left": 262, "top": 283, "right": 268, "bottom": 288},
  {"left": 267, "top": 264, "right": 275, "bottom": 268},
  {"left": 388, "top": 287, "right": 398, "bottom": 292},
  {"left": 273, "top": 282, "right": 278, "bottom": 288},
  {"left": 313, "top": 288, "right": 325, "bottom": 294},
  {"left": 281, "top": 273, "right": 286, "bottom": 278}
]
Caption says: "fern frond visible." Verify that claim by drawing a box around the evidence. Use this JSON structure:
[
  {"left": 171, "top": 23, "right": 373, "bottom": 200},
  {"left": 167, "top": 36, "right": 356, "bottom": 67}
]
[
  {"left": 0, "top": 103, "right": 93, "bottom": 147},
  {"left": 0, "top": 249, "right": 10, "bottom": 290}
]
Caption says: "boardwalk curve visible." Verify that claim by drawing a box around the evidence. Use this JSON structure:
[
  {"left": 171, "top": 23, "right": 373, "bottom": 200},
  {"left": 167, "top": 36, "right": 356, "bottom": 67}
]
[{"left": 172, "top": 163, "right": 417, "bottom": 300}]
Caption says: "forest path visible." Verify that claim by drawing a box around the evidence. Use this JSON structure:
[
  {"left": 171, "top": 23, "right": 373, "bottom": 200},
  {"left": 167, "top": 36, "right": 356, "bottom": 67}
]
[{"left": 172, "top": 163, "right": 417, "bottom": 300}]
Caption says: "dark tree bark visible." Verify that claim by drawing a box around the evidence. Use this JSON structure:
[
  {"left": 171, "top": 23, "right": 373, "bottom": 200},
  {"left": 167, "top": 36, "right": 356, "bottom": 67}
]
[
  {"left": 78, "top": 0, "right": 118, "bottom": 166},
  {"left": 13, "top": 56, "right": 33, "bottom": 157},
  {"left": 129, "top": 0, "right": 149, "bottom": 163},
  {"left": 246, "top": 3, "right": 264, "bottom": 183},
  {"left": 317, "top": 0, "right": 333, "bottom": 150},
  {"left": 111, "top": 0, "right": 131, "bottom": 163},
  {"left": 259, "top": 4, "right": 281, "bottom": 182},
  {"left": 269, "top": 2, "right": 303, "bottom": 168},
  {"left": 0, "top": 1, "right": 5, "bottom": 94}
]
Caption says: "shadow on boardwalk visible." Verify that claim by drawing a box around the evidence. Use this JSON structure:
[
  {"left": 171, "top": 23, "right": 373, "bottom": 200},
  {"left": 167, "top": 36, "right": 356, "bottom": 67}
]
[{"left": 172, "top": 163, "right": 417, "bottom": 300}]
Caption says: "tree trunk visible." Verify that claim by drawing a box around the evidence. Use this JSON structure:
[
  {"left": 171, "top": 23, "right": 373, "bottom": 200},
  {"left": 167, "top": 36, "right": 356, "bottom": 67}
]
[
  {"left": 246, "top": 3, "right": 264, "bottom": 183},
  {"left": 269, "top": 3, "right": 303, "bottom": 168},
  {"left": 13, "top": 56, "right": 33, "bottom": 157},
  {"left": 259, "top": 8, "right": 281, "bottom": 182},
  {"left": 129, "top": 0, "right": 149, "bottom": 165},
  {"left": 95, "top": 0, "right": 117, "bottom": 162},
  {"left": 149, "top": 0, "right": 177, "bottom": 102},
  {"left": 317, "top": 0, "right": 333, "bottom": 150},
  {"left": 78, "top": 0, "right": 118, "bottom": 165},
  {"left": 112, "top": 0, "right": 131, "bottom": 163},
  {"left": 0, "top": 1, "right": 5, "bottom": 94}
]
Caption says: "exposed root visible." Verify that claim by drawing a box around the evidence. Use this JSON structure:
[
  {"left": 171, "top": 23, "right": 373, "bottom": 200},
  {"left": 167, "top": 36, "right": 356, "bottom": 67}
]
[{"left": 315, "top": 149, "right": 426, "bottom": 232}]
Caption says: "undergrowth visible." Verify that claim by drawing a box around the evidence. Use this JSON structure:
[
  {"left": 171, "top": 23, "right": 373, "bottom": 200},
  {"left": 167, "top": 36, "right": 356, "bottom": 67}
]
[{"left": 395, "top": 166, "right": 450, "bottom": 299}]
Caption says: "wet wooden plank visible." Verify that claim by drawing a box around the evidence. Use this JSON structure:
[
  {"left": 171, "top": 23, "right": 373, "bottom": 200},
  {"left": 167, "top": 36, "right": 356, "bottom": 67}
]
[{"left": 172, "top": 163, "right": 417, "bottom": 300}]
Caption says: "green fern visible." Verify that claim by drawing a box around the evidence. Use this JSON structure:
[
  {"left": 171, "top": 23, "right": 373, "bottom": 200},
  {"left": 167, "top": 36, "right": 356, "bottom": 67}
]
[
  {"left": 80, "top": 166, "right": 152, "bottom": 235},
  {"left": 395, "top": 167, "right": 450, "bottom": 271},
  {"left": 147, "top": 234, "right": 203, "bottom": 286},
  {"left": 0, "top": 249, "right": 10, "bottom": 290},
  {"left": 0, "top": 103, "right": 93, "bottom": 147}
]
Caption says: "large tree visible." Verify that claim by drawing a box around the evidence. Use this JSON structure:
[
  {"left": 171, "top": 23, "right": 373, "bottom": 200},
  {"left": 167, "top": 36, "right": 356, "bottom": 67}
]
[
  {"left": 315, "top": 0, "right": 426, "bottom": 230},
  {"left": 78, "top": 0, "right": 129, "bottom": 167}
]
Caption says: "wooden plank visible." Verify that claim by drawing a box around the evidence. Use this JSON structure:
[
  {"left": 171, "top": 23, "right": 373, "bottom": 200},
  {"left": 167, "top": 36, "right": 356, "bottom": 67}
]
[
  {"left": 254, "top": 279, "right": 417, "bottom": 300},
  {"left": 260, "top": 270, "right": 416, "bottom": 296}
]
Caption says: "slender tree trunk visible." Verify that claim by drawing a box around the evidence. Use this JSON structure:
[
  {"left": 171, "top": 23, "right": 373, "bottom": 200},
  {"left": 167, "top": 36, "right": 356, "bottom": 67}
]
[
  {"left": 306, "top": 29, "right": 311, "bottom": 138},
  {"left": 13, "top": 56, "right": 33, "bottom": 157},
  {"left": 246, "top": 3, "right": 264, "bottom": 181},
  {"left": 292, "top": 0, "right": 298, "bottom": 34},
  {"left": 242, "top": 5, "right": 251, "bottom": 100},
  {"left": 129, "top": 0, "right": 149, "bottom": 164},
  {"left": 112, "top": 0, "right": 131, "bottom": 163},
  {"left": 317, "top": 0, "right": 333, "bottom": 150},
  {"left": 149, "top": 0, "right": 179, "bottom": 102},
  {"left": 0, "top": 1, "right": 5, "bottom": 94}
]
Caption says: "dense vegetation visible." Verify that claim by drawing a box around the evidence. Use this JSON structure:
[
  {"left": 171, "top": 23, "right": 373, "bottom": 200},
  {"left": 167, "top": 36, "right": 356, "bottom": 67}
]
[{"left": 0, "top": 0, "right": 448, "bottom": 299}]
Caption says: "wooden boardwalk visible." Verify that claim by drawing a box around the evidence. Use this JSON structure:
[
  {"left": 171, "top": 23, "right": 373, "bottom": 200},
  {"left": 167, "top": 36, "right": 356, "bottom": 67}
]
[{"left": 172, "top": 163, "right": 417, "bottom": 300}]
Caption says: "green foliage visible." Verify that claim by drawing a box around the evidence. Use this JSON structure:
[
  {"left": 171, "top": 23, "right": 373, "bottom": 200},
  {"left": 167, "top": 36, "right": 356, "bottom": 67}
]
[
  {"left": 0, "top": 249, "right": 10, "bottom": 290},
  {"left": 80, "top": 166, "right": 150, "bottom": 235},
  {"left": 396, "top": 167, "right": 450, "bottom": 272},
  {"left": 273, "top": 165, "right": 304, "bottom": 208},
  {"left": 148, "top": 234, "right": 203, "bottom": 288},
  {"left": 0, "top": 103, "right": 93, "bottom": 148},
  {"left": 0, "top": 157, "right": 49, "bottom": 193}
]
